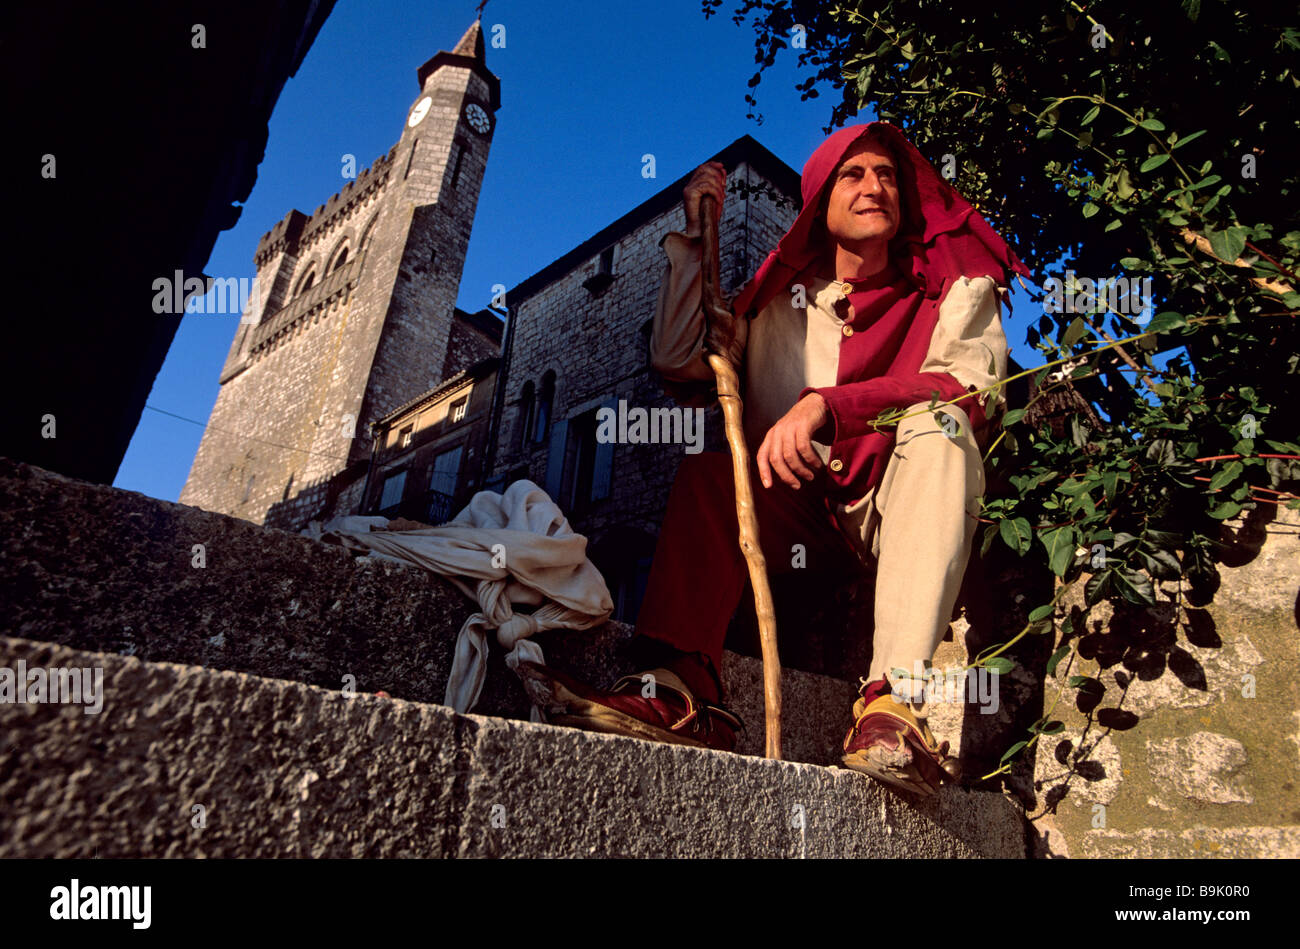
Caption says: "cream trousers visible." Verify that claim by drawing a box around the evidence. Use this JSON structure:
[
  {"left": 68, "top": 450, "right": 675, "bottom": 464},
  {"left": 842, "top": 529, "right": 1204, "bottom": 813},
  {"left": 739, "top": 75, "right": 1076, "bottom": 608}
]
[{"left": 831, "top": 402, "right": 984, "bottom": 695}]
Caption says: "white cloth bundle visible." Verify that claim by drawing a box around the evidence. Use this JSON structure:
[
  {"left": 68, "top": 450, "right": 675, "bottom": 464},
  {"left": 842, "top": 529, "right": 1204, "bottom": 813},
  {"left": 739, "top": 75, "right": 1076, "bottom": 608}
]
[{"left": 304, "top": 480, "right": 613, "bottom": 717}]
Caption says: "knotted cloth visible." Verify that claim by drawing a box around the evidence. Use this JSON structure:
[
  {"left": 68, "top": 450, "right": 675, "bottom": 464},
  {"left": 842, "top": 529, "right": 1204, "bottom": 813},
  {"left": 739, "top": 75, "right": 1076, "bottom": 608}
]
[{"left": 304, "top": 480, "right": 613, "bottom": 717}]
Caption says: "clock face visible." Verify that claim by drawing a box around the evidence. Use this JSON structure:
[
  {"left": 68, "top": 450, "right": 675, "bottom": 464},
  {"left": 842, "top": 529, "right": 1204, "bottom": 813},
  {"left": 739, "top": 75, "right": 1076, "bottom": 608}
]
[
  {"left": 407, "top": 96, "right": 432, "bottom": 128},
  {"left": 464, "top": 102, "right": 492, "bottom": 136}
]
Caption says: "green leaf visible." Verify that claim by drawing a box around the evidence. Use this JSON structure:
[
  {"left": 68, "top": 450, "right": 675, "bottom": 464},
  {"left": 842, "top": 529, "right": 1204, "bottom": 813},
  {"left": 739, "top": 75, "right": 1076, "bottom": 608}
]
[
  {"left": 1114, "top": 568, "right": 1156, "bottom": 606},
  {"left": 1138, "top": 547, "right": 1182, "bottom": 580},
  {"left": 1208, "top": 225, "right": 1248, "bottom": 263},
  {"left": 1115, "top": 168, "right": 1136, "bottom": 200},
  {"left": 1139, "top": 118, "right": 1166, "bottom": 131},
  {"left": 1066, "top": 675, "right": 1093, "bottom": 688},
  {"left": 1208, "top": 460, "right": 1244, "bottom": 491},
  {"left": 1047, "top": 645, "right": 1072, "bottom": 677},
  {"left": 1082, "top": 202, "right": 1099, "bottom": 218},
  {"left": 1039, "top": 527, "right": 1077, "bottom": 577},
  {"left": 999, "top": 740, "right": 1028, "bottom": 764},
  {"left": 1105, "top": 218, "right": 1123, "bottom": 232},
  {"left": 1039, "top": 721, "right": 1066, "bottom": 735},
  {"left": 1140, "top": 153, "right": 1171, "bottom": 172},
  {"left": 1208, "top": 500, "right": 1243, "bottom": 519},
  {"left": 1147, "top": 311, "right": 1187, "bottom": 334},
  {"left": 1081, "top": 104, "right": 1101, "bottom": 125},
  {"left": 1000, "top": 517, "right": 1033, "bottom": 555},
  {"left": 1085, "top": 570, "right": 1112, "bottom": 605},
  {"left": 1062, "top": 316, "right": 1088, "bottom": 348},
  {"left": 1057, "top": 478, "right": 1093, "bottom": 497},
  {"left": 984, "top": 657, "right": 1016, "bottom": 675},
  {"left": 980, "top": 523, "right": 999, "bottom": 559},
  {"left": 1001, "top": 408, "right": 1026, "bottom": 427},
  {"left": 1028, "top": 604, "right": 1054, "bottom": 622},
  {"left": 1171, "top": 129, "right": 1207, "bottom": 150}
]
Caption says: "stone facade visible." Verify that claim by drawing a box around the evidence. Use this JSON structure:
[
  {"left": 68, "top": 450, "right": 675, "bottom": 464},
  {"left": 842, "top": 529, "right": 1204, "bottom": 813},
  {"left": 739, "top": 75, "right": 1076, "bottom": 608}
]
[
  {"left": 180, "top": 21, "right": 500, "bottom": 532},
  {"left": 485, "top": 137, "right": 801, "bottom": 620},
  {"left": 362, "top": 355, "right": 500, "bottom": 522}
]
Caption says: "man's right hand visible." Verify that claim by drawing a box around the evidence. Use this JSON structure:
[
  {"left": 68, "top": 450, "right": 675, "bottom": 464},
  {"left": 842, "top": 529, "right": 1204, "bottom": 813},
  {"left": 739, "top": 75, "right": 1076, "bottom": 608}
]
[{"left": 682, "top": 162, "right": 726, "bottom": 239}]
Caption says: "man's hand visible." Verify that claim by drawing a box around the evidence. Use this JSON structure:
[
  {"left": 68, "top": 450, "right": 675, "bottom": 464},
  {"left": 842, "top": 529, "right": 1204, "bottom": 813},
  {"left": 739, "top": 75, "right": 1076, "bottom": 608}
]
[
  {"left": 757, "top": 392, "right": 831, "bottom": 490},
  {"left": 682, "top": 162, "right": 726, "bottom": 239}
]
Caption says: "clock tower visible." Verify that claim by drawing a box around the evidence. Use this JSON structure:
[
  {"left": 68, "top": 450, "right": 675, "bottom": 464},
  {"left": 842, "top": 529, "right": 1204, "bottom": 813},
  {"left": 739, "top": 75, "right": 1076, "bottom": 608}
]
[{"left": 180, "top": 20, "right": 501, "bottom": 530}]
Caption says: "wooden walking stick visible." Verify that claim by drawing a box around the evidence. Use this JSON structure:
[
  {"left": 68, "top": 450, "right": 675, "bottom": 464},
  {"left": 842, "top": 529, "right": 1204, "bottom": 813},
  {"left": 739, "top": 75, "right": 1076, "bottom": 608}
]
[{"left": 698, "top": 194, "right": 782, "bottom": 760}]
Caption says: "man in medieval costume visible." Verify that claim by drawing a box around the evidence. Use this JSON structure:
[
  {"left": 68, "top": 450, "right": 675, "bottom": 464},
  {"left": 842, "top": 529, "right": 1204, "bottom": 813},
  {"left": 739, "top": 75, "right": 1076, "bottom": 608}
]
[{"left": 526, "top": 122, "right": 1029, "bottom": 795}]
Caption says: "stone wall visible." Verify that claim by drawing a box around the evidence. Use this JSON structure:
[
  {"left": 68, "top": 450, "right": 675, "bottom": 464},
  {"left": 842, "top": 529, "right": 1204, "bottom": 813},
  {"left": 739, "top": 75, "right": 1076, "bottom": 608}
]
[{"left": 1019, "top": 505, "right": 1300, "bottom": 857}]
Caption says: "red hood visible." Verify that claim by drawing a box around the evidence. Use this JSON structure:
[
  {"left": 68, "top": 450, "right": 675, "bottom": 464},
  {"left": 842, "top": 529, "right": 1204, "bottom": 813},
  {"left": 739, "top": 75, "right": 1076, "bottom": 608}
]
[{"left": 731, "top": 121, "right": 1031, "bottom": 316}]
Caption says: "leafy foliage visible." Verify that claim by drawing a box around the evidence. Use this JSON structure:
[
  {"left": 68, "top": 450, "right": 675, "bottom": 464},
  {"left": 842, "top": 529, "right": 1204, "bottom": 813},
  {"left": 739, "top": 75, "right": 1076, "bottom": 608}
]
[{"left": 707, "top": 0, "right": 1300, "bottom": 781}]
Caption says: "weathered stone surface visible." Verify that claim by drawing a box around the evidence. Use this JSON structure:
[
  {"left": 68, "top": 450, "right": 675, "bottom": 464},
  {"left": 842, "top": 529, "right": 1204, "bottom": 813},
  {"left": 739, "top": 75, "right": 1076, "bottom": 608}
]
[
  {"left": 0, "top": 456, "right": 469, "bottom": 706},
  {"left": 720, "top": 650, "right": 859, "bottom": 765},
  {"left": 0, "top": 457, "right": 867, "bottom": 768},
  {"left": 1029, "top": 505, "right": 1300, "bottom": 857},
  {"left": 0, "top": 636, "right": 1027, "bottom": 858},
  {"left": 1081, "top": 825, "right": 1300, "bottom": 859},
  {"left": 1146, "top": 732, "right": 1253, "bottom": 805}
]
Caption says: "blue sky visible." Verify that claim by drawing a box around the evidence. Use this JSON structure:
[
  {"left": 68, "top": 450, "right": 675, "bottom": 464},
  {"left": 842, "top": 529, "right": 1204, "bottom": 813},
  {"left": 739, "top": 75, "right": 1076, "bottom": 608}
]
[{"left": 115, "top": 0, "right": 1041, "bottom": 502}]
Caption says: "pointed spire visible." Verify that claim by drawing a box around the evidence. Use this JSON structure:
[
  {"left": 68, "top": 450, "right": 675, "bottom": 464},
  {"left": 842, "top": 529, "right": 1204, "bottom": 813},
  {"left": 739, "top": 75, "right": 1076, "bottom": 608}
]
[
  {"left": 415, "top": 18, "right": 499, "bottom": 110},
  {"left": 452, "top": 20, "right": 485, "bottom": 61}
]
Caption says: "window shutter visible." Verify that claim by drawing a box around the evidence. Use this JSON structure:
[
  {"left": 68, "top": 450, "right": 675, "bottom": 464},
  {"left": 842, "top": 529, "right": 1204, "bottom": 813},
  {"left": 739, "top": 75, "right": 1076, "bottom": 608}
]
[
  {"left": 591, "top": 395, "right": 618, "bottom": 501},
  {"left": 543, "top": 417, "right": 569, "bottom": 500}
]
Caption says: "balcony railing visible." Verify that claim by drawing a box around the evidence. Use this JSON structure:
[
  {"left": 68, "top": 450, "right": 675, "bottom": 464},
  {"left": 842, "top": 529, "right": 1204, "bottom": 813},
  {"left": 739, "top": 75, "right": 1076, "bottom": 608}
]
[
  {"left": 376, "top": 488, "right": 456, "bottom": 526},
  {"left": 250, "top": 251, "right": 366, "bottom": 353}
]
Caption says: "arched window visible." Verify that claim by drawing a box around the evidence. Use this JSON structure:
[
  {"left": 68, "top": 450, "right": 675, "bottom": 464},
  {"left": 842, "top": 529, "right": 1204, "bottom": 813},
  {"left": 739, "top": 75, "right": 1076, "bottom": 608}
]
[
  {"left": 332, "top": 245, "right": 349, "bottom": 270},
  {"left": 296, "top": 268, "right": 317, "bottom": 295},
  {"left": 534, "top": 371, "right": 556, "bottom": 443},
  {"left": 358, "top": 214, "right": 380, "bottom": 253},
  {"left": 517, "top": 381, "right": 535, "bottom": 451}
]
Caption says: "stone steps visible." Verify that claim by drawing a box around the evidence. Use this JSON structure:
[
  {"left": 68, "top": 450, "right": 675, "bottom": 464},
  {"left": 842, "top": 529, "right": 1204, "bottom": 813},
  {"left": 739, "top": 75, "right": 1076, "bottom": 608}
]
[
  {"left": 0, "top": 456, "right": 870, "bottom": 767},
  {"left": 0, "top": 635, "right": 1026, "bottom": 858},
  {"left": 0, "top": 456, "right": 1029, "bottom": 856}
]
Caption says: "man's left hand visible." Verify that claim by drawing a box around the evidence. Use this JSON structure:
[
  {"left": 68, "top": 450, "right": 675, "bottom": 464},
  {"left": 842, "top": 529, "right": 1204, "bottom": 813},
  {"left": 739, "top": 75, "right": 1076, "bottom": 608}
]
[{"left": 756, "top": 392, "right": 831, "bottom": 490}]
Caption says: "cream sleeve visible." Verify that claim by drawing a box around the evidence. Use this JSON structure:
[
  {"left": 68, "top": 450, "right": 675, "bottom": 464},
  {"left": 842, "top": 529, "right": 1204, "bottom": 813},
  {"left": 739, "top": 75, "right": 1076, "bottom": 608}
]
[
  {"left": 918, "top": 275, "right": 1010, "bottom": 415},
  {"left": 649, "top": 232, "right": 716, "bottom": 383}
]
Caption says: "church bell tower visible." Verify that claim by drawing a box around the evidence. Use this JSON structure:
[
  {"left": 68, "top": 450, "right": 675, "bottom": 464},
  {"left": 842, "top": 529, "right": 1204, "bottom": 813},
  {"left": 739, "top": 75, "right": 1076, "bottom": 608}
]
[{"left": 180, "top": 20, "right": 500, "bottom": 529}]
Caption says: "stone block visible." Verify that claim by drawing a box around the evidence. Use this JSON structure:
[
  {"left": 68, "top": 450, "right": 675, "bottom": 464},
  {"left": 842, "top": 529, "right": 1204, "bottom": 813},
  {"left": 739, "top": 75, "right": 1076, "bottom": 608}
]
[{"left": 0, "top": 635, "right": 1027, "bottom": 858}]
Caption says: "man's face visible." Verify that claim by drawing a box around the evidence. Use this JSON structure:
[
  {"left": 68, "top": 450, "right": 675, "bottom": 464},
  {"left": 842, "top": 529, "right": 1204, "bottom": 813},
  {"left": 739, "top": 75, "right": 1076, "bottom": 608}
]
[{"left": 823, "top": 138, "right": 901, "bottom": 248}]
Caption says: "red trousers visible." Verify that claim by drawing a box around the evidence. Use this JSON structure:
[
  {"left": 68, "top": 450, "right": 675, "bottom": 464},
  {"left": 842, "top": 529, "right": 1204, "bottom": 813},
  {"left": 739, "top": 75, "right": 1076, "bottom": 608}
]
[{"left": 634, "top": 452, "right": 861, "bottom": 678}]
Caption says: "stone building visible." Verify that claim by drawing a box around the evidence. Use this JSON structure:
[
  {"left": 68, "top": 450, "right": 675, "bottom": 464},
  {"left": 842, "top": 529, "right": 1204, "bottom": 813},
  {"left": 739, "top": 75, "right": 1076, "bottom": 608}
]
[
  {"left": 181, "top": 21, "right": 500, "bottom": 531},
  {"left": 483, "top": 135, "right": 801, "bottom": 621},
  {"left": 360, "top": 312, "right": 501, "bottom": 524}
]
